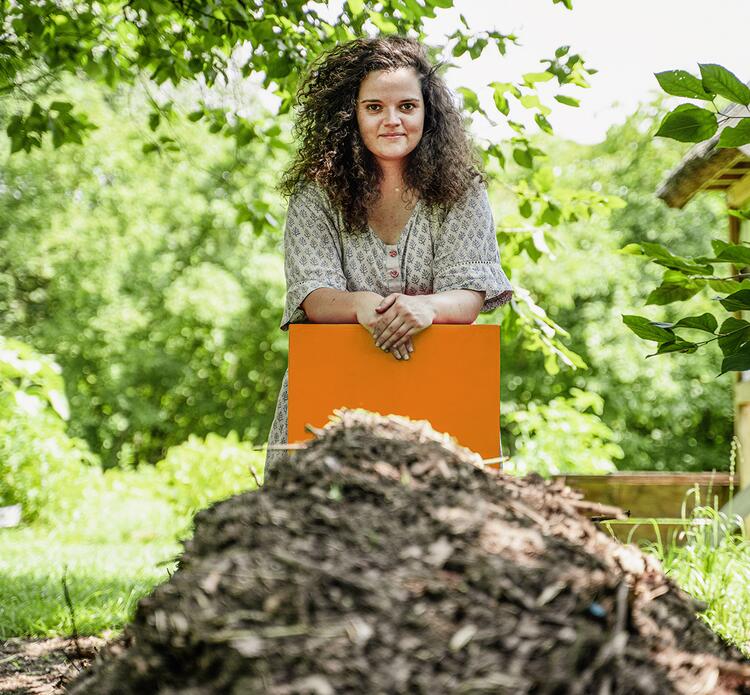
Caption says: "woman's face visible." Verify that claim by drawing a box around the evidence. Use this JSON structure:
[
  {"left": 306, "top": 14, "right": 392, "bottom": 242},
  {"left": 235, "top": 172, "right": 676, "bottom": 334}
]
[{"left": 356, "top": 67, "right": 425, "bottom": 168}]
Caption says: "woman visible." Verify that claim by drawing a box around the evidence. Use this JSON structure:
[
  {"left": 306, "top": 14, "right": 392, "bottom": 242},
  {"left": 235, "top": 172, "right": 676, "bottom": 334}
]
[{"left": 264, "top": 36, "right": 513, "bottom": 477}]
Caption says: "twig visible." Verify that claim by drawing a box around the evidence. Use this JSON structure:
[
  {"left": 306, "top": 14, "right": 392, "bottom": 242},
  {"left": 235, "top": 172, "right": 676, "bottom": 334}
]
[
  {"left": 248, "top": 465, "right": 262, "bottom": 488},
  {"left": 61, "top": 565, "right": 86, "bottom": 669}
]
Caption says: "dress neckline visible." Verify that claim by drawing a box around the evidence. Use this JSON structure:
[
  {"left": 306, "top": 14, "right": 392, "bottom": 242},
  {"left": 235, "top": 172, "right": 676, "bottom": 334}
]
[{"left": 368, "top": 198, "right": 421, "bottom": 246}]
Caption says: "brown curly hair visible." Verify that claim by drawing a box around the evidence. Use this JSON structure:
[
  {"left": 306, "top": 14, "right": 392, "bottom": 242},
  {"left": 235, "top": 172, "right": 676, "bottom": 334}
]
[{"left": 281, "top": 36, "right": 483, "bottom": 233}]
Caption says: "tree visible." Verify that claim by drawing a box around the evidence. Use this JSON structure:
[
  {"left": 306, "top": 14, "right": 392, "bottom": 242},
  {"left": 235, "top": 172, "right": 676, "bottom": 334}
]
[{"left": 624, "top": 64, "right": 750, "bottom": 376}]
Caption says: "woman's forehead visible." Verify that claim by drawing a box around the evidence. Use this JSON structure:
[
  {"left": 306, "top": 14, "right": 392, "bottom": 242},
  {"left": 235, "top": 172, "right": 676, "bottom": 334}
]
[{"left": 357, "top": 67, "right": 422, "bottom": 101}]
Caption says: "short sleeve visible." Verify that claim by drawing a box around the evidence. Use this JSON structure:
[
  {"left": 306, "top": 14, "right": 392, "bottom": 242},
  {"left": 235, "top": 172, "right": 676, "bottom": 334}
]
[
  {"left": 280, "top": 184, "right": 347, "bottom": 331},
  {"left": 432, "top": 182, "right": 513, "bottom": 312}
]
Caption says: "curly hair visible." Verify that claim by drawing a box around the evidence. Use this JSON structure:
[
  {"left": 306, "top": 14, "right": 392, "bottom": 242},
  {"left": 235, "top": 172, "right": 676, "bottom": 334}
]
[{"left": 280, "top": 36, "right": 483, "bottom": 233}]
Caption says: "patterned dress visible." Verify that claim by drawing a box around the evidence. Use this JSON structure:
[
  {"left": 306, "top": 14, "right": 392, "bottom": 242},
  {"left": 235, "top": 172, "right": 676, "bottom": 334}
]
[{"left": 264, "top": 180, "right": 513, "bottom": 476}]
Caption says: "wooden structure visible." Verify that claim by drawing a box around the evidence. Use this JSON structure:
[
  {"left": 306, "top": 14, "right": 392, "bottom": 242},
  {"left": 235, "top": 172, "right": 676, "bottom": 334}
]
[
  {"left": 554, "top": 472, "right": 738, "bottom": 543},
  {"left": 288, "top": 324, "right": 501, "bottom": 459},
  {"left": 657, "top": 101, "right": 750, "bottom": 490}
]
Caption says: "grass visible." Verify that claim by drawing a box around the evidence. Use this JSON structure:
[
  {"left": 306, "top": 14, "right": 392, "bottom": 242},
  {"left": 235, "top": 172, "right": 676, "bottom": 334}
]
[
  {"left": 645, "top": 505, "right": 750, "bottom": 654},
  {"left": 0, "top": 435, "right": 264, "bottom": 638},
  {"left": 0, "top": 528, "right": 180, "bottom": 638}
]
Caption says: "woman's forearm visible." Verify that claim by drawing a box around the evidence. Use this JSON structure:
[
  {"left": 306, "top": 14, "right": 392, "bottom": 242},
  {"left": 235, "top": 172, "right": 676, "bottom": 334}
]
[
  {"left": 302, "top": 288, "right": 381, "bottom": 323},
  {"left": 421, "top": 289, "right": 485, "bottom": 324}
]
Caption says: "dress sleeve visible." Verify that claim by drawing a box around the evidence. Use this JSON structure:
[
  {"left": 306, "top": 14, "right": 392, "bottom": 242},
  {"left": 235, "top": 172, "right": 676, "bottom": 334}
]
[
  {"left": 280, "top": 184, "right": 347, "bottom": 331},
  {"left": 432, "top": 182, "right": 513, "bottom": 312}
]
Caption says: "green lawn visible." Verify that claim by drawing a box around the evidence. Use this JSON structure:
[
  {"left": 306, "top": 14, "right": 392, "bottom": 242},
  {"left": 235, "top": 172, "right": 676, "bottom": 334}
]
[{"left": 0, "top": 528, "right": 179, "bottom": 638}]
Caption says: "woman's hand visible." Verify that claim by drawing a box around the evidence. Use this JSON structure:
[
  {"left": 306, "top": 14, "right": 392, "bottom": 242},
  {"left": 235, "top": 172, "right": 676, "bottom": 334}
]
[
  {"left": 354, "top": 292, "right": 414, "bottom": 360},
  {"left": 372, "top": 293, "right": 435, "bottom": 352}
]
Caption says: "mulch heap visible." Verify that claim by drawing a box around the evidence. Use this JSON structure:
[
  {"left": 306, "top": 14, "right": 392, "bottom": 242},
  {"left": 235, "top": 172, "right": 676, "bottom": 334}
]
[{"left": 69, "top": 410, "right": 750, "bottom": 695}]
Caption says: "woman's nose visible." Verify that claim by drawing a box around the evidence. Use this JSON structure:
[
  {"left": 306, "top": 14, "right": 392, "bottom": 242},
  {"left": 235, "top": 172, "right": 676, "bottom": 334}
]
[{"left": 383, "top": 107, "right": 401, "bottom": 125}]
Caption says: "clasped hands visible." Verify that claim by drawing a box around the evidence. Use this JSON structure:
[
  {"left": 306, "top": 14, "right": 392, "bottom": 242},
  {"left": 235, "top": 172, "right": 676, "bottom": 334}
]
[{"left": 355, "top": 292, "right": 436, "bottom": 361}]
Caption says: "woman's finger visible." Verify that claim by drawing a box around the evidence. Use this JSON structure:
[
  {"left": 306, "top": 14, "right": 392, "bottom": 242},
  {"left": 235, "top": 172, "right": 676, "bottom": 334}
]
[
  {"left": 376, "top": 317, "right": 406, "bottom": 350},
  {"left": 381, "top": 322, "right": 413, "bottom": 351},
  {"left": 391, "top": 342, "right": 409, "bottom": 361},
  {"left": 392, "top": 334, "right": 416, "bottom": 352},
  {"left": 376, "top": 293, "right": 399, "bottom": 313}
]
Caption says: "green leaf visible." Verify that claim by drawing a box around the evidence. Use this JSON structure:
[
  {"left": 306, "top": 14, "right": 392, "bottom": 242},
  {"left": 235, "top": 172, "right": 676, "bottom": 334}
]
[
  {"left": 346, "top": 0, "right": 364, "bottom": 14},
  {"left": 720, "top": 346, "right": 750, "bottom": 375},
  {"left": 187, "top": 111, "right": 204, "bottom": 122},
  {"left": 654, "top": 104, "right": 718, "bottom": 143},
  {"left": 646, "top": 283, "right": 701, "bottom": 305},
  {"left": 712, "top": 239, "right": 750, "bottom": 264},
  {"left": 540, "top": 202, "right": 561, "bottom": 226},
  {"left": 672, "top": 313, "right": 718, "bottom": 334},
  {"left": 650, "top": 339, "right": 699, "bottom": 355},
  {"left": 519, "top": 199, "right": 532, "bottom": 218},
  {"left": 457, "top": 87, "right": 480, "bottom": 113},
  {"left": 512, "top": 148, "right": 533, "bottom": 168},
  {"left": 717, "top": 120, "right": 750, "bottom": 149},
  {"left": 149, "top": 113, "right": 160, "bottom": 131},
  {"left": 640, "top": 242, "right": 713, "bottom": 274},
  {"left": 709, "top": 278, "right": 742, "bottom": 293},
  {"left": 492, "top": 89, "right": 509, "bottom": 115},
  {"left": 522, "top": 71, "right": 553, "bottom": 86},
  {"left": 554, "top": 94, "right": 579, "bottom": 107},
  {"left": 619, "top": 243, "right": 643, "bottom": 256},
  {"left": 534, "top": 112, "right": 553, "bottom": 134},
  {"left": 699, "top": 63, "right": 750, "bottom": 105},
  {"left": 622, "top": 315, "right": 675, "bottom": 342},
  {"left": 718, "top": 317, "right": 750, "bottom": 356},
  {"left": 654, "top": 70, "right": 712, "bottom": 100},
  {"left": 487, "top": 144, "right": 505, "bottom": 168},
  {"left": 720, "top": 289, "right": 750, "bottom": 312}
]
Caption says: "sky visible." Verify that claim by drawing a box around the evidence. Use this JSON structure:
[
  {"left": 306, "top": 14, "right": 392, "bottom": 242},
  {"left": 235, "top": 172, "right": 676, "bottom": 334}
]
[{"left": 420, "top": 0, "right": 750, "bottom": 144}]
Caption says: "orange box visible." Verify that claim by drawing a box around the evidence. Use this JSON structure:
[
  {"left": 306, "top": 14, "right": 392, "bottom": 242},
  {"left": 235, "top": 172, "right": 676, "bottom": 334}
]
[{"left": 288, "top": 324, "right": 500, "bottom": 459}]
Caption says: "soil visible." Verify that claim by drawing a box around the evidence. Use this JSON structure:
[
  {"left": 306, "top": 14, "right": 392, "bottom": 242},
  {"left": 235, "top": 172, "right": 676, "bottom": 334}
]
[
  {"left": 58, "top": 410, "right": 750, "bottom": 693},
  {"left": 0, "top": 636, "right": 104, "bottom": 694}
]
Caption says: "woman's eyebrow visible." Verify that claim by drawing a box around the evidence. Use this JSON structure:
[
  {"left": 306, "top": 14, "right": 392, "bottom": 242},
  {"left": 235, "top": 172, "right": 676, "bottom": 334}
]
[{"left": 359, "top": 97, "right": 422, "bottom": 103}]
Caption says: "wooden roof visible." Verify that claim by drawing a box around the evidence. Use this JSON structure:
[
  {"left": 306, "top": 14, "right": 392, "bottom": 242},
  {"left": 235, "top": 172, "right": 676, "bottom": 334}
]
[{"left": 656, "top": 102, "right": 750, "bottom": 209}]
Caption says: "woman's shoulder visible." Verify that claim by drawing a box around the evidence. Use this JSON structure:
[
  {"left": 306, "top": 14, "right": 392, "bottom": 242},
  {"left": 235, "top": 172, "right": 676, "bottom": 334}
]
[
  {"left": 427, "top": 175, "right": 488, "bottom": 226},
  {"left": 287, "top": 180, "right": 343, "bottom": 234}
]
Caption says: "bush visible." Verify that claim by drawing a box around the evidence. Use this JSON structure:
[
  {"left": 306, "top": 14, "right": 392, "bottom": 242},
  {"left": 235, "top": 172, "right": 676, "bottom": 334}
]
[
  {"left": 504, "top": 388, "right": 623, "bottom": 476},
  {"left": 0, "top": 337, "right": 98, "bottom": 522},
  {"left": 154, "top": 431, "right": 264, "bottom": 520}
]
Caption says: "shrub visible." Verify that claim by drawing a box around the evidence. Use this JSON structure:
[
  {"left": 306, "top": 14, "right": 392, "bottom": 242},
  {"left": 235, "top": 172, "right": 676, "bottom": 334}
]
[
  {"left": 504, "top": 388, "right": 624, "bottom": 476},
  {"left": 0, "top": 337, "right": 98, "bottom": 522},
  {"left": 154, "top": 431, "right": 264, "bottom": 520}
]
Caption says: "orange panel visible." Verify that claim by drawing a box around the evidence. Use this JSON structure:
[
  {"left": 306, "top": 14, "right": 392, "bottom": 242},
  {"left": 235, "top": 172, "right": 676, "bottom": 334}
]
[{"left": 288, "top": 324, "right": 500, "bottom": 458}]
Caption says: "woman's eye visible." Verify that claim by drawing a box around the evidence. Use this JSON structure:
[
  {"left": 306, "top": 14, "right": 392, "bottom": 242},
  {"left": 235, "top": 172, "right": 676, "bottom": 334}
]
[
  {"left": 401, "top": 104, "right": 414, "bottom": 111},
  {"left": 366, "top": 104, "right": 381, "bottom": 112}
]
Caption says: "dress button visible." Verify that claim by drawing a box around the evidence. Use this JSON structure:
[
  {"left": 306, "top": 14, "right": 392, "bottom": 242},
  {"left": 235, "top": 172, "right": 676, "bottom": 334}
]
[
  {"left": 389, "top": 270, "right": 399, "bottom": 278},
  {"left": 389, "top": 250, "right": 397, "bottom": 257}
]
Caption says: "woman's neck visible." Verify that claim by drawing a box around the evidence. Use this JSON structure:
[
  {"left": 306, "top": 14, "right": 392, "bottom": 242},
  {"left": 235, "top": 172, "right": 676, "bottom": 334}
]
[{"left": 377, "top": 159, "right": 407, "bottom": 197}]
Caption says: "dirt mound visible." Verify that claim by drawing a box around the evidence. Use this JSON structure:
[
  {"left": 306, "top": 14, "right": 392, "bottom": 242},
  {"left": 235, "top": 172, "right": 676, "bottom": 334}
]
[{"left": 69, "top": 410, "right": 750, "bottom": 694}]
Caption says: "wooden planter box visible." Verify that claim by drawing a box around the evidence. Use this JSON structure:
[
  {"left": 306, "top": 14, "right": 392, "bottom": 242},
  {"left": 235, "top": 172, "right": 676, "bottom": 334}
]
[{"left": 553, "top": 472, "right": 738, "bottom": 544}]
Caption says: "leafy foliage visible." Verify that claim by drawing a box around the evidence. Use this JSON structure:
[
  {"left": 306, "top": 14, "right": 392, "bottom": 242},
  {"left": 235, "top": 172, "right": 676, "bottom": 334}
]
[
  {"left": 0, "top": 81, "right": 287, "bottom": 467},
  {"left": 0, "top": 336, "right": 97, "bottom": 521},
  {"left": 499, "top": 104, "right": 733, "bottom": 471},
  {"left": 155, "top": 431, "right": 263, "bottom": 520},
  {"left": 619, "top": 64, "right": 750, "bottom": 373},
  {"left": 503, "top": 388, "right": 623, "bottom": 476}
]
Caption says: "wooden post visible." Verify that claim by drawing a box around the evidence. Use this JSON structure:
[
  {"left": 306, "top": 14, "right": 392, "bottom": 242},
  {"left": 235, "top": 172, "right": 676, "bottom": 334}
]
[{"left": 730, "top": 213, "right": 750, "bottom": 489}]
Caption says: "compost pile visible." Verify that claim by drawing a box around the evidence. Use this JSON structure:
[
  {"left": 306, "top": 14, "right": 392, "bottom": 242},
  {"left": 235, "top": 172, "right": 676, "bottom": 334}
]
[{"left": 70, "top": 410, "right": 750, "bottom": 695}]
